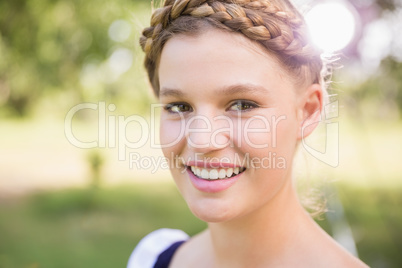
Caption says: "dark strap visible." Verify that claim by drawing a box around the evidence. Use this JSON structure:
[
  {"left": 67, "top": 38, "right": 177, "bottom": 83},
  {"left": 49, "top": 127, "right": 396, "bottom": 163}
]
[{"left": 153, "top": 240, "right": 186, "bottom": 268}]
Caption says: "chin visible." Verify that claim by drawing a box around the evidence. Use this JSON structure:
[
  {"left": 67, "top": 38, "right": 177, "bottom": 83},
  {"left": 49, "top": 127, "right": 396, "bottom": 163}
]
[{"left": 185, "top": 196, "right": 241, "bottom": 223}]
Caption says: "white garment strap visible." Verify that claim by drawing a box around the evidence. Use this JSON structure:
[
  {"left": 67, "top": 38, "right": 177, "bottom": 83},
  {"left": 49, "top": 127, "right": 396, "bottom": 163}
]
[{"left": 127, "top": 228, "right": 189, "bottom": 268}]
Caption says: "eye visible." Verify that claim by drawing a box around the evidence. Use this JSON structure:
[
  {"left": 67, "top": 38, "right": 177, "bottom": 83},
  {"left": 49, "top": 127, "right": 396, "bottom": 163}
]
[
  {"left": 228, "top": 100, "right": 259, "bottom": 112},
  {"left": 164, "top": 102, "right": 192, "bottom": 113}
]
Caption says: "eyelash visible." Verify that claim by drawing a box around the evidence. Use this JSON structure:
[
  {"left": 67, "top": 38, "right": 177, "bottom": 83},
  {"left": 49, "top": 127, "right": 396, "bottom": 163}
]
[
  {"left": 228, "top": 100, "right": 259, "bottom": 112},
  {"left": 164, "top": 102, "right": 192, "bottom": 114},
  {"left": 163, "top": 100, "right": 259, "bottom": 114}
]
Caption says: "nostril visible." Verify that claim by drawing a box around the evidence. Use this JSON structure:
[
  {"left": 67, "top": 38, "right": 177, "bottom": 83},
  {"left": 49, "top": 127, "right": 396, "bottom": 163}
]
[
  {"left": 211, "top": 133, "right": 231, "bottom": 149},
  {"left": 186, "top": 128, "right": 231, "bottom": 150},
  {"left": 186, "top": 134, "right": 211, "bottom": 150}
]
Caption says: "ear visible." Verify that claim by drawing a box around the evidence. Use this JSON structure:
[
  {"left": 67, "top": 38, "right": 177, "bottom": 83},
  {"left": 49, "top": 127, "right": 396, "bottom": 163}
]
[{"left": 297, "top": 83, "right": 323, "bottom": 140}]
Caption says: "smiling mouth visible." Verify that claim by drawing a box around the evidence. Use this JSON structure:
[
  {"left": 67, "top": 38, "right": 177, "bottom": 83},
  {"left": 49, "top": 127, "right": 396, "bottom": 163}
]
[{"left": 188, "top": 166, "right": 246, "bottom": 180}]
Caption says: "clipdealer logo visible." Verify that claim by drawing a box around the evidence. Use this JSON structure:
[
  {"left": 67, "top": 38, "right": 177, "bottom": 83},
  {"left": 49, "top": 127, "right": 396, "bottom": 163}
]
[
  {"left": 128, "top": 152, "right": 287, "bottom": 173},
  {"left": 64, "top": 100, "right": 339, "bottom": 167}
]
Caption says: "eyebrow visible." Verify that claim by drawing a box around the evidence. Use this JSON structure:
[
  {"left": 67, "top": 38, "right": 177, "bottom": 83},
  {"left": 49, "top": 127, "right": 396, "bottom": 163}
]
[
  {"left": 218, "top": 83, "right": 268, "bottom": 96},
  {"left": 159, "top": 88, "right": 185, "bottom": 98},
  {"left": 160, "top": 83, "right": 268, "bottom": 98}
]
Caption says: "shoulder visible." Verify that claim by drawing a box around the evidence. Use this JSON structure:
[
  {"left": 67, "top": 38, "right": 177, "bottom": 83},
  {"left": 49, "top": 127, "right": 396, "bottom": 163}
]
[
  {"left": 310, "top": 231, "right": 369, "bottom": 268},
  {"left": 127, "top": 228, "right": 189, "bottom": 268}
]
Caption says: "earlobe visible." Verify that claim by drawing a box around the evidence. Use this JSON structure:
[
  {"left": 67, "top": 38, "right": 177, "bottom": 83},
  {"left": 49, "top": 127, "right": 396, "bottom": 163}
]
[{"left": 297, "top": 83, "right": 323, "bottom": 140}]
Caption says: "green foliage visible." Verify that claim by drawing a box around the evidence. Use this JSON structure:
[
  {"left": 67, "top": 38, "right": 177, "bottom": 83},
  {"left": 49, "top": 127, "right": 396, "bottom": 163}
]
[
  {"left": 345, "top": 59, "right": 402, "bottom": 126},
  {"left": 375, "top": 0, "right": 400, "bottom": 11},
  {"left": 87, "top": 150, "right": 104, "bottom": 188},
  {"left": 338, "top": 185, "right": 402, "bottom": 268},
  {"left": 0, "top": 184, "right": 206, "bottom": 268},
  {"left": 0, "top": 0, "right": 153, "bottom": 117}
]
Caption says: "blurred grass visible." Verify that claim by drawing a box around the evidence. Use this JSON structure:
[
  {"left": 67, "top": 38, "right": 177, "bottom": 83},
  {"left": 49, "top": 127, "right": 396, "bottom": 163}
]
[
  {"left": 338, "top": 185, "right": 402, "bottom": 267},
  {"left": 0, "top": 183, "right": 401, "bottom": 268},
  {"left": 0, "top": 183, "right": 206, "bottom": 268}
]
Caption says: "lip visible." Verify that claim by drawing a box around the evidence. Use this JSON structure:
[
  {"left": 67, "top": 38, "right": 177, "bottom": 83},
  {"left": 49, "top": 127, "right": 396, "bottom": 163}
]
[
  {"left": 186, "top": 167, "right": 243, "bottom": 193},
  {"left": 186, "top": 161, "right": 242, "bottom": 169}
]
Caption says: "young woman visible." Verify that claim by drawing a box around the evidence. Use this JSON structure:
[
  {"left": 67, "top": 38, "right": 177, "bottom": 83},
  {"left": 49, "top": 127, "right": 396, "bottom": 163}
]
[{"left": 128, "top": 0, "right": 368, "bottom": 267}]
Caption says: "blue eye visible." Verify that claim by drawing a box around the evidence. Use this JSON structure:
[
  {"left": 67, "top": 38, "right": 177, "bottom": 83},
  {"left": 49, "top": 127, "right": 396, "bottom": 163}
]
[
  {"left": 164, "top": 103, "right": 192, "bottom": 113},
  {"left": 228, "top": 100, "right": 259, "bottom": 111}
]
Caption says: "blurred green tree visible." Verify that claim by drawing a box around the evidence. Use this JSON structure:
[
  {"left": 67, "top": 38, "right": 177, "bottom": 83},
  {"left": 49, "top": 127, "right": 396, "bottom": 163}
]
[{"left": 0, "top": 0, "right": 152, "bottom": 117}]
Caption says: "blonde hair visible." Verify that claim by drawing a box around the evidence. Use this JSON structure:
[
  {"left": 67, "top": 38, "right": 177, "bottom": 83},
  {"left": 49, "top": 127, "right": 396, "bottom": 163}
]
[{"left": 140, "top": 0, "right": 326, "bottom": 95}]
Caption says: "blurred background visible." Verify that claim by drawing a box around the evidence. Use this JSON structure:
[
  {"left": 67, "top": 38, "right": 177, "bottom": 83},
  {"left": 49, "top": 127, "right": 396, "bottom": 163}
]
[{"left": 0, "top": 0, "right": 401, "bottom": 267}]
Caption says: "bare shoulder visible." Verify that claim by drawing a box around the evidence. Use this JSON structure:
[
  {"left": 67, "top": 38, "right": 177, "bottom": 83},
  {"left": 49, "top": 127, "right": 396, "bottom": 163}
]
[
  {"left": 286, "top": 218, "right": 368, "bottom": 268},
  {"left": 169, "top": 230, "right": 213, "bottom": 268},
  {"left": 312, "top": 234, "right": 369, "bottom": 268},
  {"left": 341, "top": 255, "right": 370, "bottom": 268},
  {"left": 330, "top": 245, "right": 369, "bottom": 268},
  {"left": 169, "top": 227, "right": 370, "bottom": 268}
]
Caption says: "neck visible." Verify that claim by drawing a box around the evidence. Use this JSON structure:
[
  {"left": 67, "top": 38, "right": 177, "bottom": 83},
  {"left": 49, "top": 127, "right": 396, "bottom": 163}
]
[{"left": 207, "top": 179, "right": 313, "bottom": 267}]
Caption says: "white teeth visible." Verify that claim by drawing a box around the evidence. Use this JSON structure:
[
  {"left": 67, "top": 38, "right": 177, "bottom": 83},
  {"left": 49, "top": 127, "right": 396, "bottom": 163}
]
[
  {"left": 190, "top": 166, "right": 245, "bottom": 180},
  {"left": 226, "top": 168, "right": 233, "bottom": 178},
  {"left": 209, "top": 169, "right": 219, "bottom": 180},
  {"left": 234, "top": 167, "right": 239, "bottom": 175},
  {"left": 218, "top": 169, "right": 226, "bottom": 179},
  {"left": 201, "top": 169, "right": 209, "bottom": 179}
]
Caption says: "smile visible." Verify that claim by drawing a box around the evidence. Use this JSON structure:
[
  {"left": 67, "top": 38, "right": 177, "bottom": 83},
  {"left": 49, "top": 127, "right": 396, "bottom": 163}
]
[{"left": 188, "top": 166, "right": 246, "bottom": 180}]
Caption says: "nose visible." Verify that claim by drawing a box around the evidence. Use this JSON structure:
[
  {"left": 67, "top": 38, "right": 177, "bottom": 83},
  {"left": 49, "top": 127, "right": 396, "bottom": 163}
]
[{"left": 185, "top": 114, "right": 231, "bottom": 154}]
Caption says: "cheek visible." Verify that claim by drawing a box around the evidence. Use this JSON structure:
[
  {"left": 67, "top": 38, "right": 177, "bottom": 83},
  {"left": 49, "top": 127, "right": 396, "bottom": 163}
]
[
  {"left": 237, "top": 112, "right": 299, "bottom": 163},
  {"left": 272, "top": 114, "right": 299, "bottom": 148},
  {"left": 160, "top": 120, "right": 187, "bottom": 185},
  {"left": 160, "top": 118, "right": 184, "bottom": 155},
  {"left": 239, "top": 116, "right": 273, "bottom": 149}
]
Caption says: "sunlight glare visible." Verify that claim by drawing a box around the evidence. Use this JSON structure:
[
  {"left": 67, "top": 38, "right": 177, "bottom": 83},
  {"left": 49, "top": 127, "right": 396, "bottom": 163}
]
[{"left": 306, "top": 2, "right": 356, "bottom": 52}]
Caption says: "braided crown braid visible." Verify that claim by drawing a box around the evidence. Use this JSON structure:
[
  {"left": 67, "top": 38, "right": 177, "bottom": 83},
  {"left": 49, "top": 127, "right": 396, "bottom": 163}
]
[{"left": 140, "top": 0, "right": 325, "bottom": 96}]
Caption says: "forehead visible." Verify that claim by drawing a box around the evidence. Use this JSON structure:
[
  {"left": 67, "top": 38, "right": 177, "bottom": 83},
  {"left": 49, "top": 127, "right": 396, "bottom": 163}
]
[{"left": 158, "top": 29, "right": 295, "bottom": 96}]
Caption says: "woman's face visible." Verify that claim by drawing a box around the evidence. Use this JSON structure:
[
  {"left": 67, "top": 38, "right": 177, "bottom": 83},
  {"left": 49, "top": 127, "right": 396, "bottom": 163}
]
[{"left": 158, "top": 29, "right": 304, "bottom": 223}]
